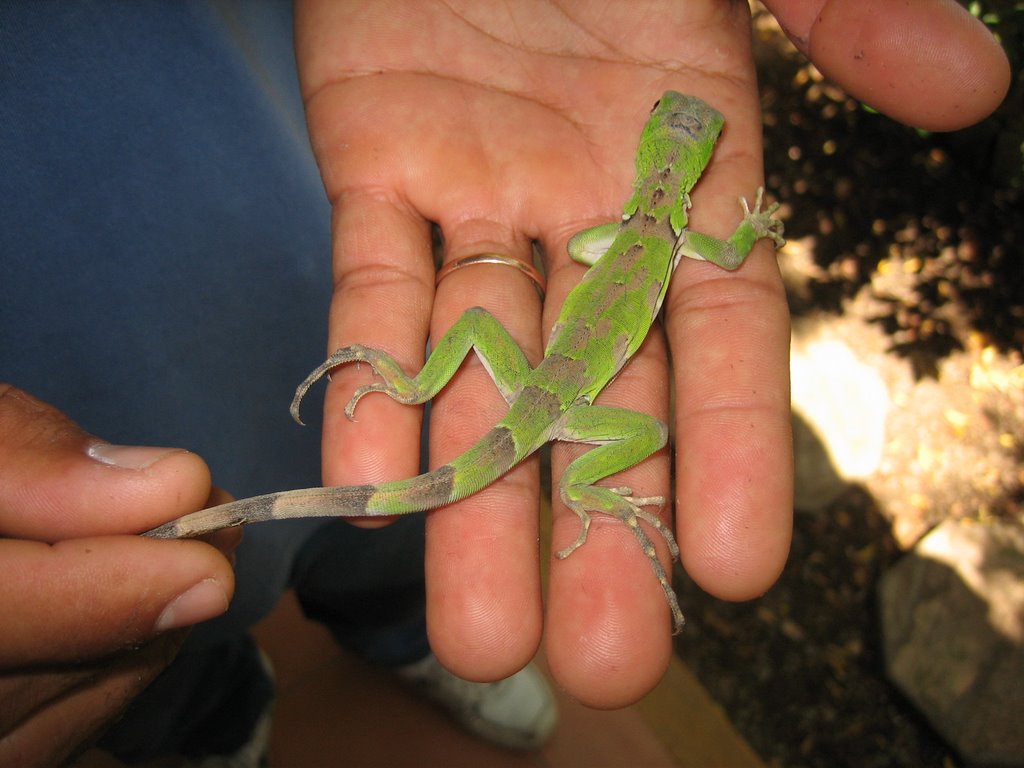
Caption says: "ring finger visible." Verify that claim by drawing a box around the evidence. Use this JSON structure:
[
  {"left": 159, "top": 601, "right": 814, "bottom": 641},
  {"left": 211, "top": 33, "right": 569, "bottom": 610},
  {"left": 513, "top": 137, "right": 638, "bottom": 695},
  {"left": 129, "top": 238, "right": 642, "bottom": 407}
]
[{"left": 425, "top": 217, "right": 546, "bottom": 679}]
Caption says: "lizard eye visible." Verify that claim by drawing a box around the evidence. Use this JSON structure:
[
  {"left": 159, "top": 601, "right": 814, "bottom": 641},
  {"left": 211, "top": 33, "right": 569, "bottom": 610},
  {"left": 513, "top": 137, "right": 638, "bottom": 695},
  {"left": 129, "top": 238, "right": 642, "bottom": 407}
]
[{"left": 650, "top": 99, "right": 661, "bottom": 113}]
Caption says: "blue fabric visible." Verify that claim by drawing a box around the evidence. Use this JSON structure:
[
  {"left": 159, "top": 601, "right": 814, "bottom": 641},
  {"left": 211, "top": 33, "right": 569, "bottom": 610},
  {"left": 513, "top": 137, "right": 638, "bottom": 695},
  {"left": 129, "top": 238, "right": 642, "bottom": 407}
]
[
  {"left": 1, "top": 1, "right": 428, "bottom": 760},
  {"left": 0, "top": 0, "right": 331, "bottom": 493}
]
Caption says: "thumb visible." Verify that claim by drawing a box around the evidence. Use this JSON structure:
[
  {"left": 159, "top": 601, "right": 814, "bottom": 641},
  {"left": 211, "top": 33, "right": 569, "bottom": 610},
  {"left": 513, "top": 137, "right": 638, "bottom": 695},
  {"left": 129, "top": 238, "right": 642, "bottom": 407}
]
[
  {"left": 763, "top": 0, "right": 1010, "bottom": 131},
  {"left": 0, "top": 384, "right": 213, "bottom": 539},
  {"left": 0, "top": 384, "right": 235, "bottom": 666}
]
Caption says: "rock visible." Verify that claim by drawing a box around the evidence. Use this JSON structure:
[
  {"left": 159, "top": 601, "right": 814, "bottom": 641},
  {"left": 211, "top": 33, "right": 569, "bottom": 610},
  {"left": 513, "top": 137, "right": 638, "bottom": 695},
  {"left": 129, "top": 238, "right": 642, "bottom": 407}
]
[
  {"left": 791, "top": 332, "right": 890, "bottom": 511},
  {"left": 879, "top": 518, "right": 1024, "bottom": 767}
]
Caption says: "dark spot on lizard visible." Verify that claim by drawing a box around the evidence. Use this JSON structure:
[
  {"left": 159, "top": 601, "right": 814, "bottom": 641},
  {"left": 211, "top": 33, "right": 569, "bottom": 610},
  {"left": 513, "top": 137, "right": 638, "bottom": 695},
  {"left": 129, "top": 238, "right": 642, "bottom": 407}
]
[
  {"left": 665, "top": 111, "right": 704, "bottom": 140},
  {"left": 407, "top": 465, "right": 457, "bottom": 508},
  {"left": 483, "top": 426, "right": 519, "bottom": 470}
]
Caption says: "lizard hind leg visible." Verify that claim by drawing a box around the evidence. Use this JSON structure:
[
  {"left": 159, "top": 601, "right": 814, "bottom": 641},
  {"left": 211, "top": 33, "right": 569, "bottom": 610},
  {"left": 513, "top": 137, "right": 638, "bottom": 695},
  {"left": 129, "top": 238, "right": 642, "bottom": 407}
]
[
  {"left": 552, "top": 402, "right": 682, "bottom": 630},
  {"left": 290, "top": 307, "right": 534, "bottom": 425}
]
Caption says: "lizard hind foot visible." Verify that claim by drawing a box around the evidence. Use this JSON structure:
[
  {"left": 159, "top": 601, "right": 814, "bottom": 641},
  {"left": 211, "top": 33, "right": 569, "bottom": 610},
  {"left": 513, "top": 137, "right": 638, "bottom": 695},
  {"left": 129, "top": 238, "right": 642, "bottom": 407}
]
[
  {"left": 555, "top": 507, "right": 592, "bottom": 560},
  {"left": 345, "top": 383, "right": 387, "bottom": 420},
  {"left": 291, "top": 344, "right": 377, "bottom": 425},
  {"left": 605, "top": 488, "right": 678, "bottom": 560},
  {"left": 346, "top": 380, "right": 429, "bottom": 420},
  {"left": 613, "top": 495, "right": 685, "bottom": 632},
  {"left": 557, "top": 488, "right": 684, "bottom": 631}
]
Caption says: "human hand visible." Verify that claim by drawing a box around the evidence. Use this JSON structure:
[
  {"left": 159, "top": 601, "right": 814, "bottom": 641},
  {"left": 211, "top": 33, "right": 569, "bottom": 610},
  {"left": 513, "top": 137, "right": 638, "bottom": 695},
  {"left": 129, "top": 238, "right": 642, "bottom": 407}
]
[
  {"left": 762, "top": 0, "right": 1010, "bottom": 131},
  {"left": 0, "top": 385, "right": 236, "bottom": 766},
  {"left": 293, "top": 0, "right": 1008, "bottom": 707}
]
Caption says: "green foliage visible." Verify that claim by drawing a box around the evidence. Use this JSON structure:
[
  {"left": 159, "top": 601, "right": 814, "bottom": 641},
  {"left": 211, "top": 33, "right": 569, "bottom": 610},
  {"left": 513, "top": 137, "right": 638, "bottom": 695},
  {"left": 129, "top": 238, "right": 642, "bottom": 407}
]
[
  {"left": 967, "top": 0, "right": 1024, "bottom": 72},
  {"left": 962, "top": 0, "right": 1024, "bottom": 189}
]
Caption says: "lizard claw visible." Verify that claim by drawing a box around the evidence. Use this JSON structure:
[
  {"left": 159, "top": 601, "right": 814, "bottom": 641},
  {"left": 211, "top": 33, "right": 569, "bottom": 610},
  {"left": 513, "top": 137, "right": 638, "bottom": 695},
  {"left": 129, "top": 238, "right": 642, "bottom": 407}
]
[
  {"left": 345, "top": 383, "right": 388, "bottom": 420},
  {"left": 741, "top": 187, "right": 785, "bottom": 248}
]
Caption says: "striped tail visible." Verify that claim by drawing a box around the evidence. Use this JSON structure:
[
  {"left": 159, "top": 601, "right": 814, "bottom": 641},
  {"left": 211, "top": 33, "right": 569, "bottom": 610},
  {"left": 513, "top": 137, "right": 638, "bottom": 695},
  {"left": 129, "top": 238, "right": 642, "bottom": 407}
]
[
  {"left": 363, "top": 424, "right": 524, "bottom": 513},
  {"left": 143, "top": 424, "right": 528, "bottom": 539}
]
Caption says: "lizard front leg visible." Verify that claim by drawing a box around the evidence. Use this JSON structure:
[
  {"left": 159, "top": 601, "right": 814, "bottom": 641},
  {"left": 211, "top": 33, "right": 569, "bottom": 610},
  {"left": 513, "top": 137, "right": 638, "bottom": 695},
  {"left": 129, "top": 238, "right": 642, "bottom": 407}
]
[
  {"left": 553, "top": 404, "right": 683, "bottom": 632},
  {"left": 292, "top": 306, "right": 533, "bottom": 423},
  {"left": 675, "top": 187, "right": 785, "bottom": 270}
]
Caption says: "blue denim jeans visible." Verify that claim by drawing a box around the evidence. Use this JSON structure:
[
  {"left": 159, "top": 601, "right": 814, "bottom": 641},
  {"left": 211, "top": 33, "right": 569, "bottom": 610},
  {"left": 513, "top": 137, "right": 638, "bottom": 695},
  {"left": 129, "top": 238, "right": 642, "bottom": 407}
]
[{"left": 0, "top": 1, "right": 429, "bottom": 759}]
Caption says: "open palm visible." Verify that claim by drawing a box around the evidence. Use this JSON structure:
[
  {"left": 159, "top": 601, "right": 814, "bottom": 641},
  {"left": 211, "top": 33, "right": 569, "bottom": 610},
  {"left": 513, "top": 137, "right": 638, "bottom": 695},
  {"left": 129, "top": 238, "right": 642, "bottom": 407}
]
[
  {"left": 294, "top": 0, "right": 1009, "bottom": 706},
  {"left": 294, "top": 0, "right": 786, "bottom": 707}
]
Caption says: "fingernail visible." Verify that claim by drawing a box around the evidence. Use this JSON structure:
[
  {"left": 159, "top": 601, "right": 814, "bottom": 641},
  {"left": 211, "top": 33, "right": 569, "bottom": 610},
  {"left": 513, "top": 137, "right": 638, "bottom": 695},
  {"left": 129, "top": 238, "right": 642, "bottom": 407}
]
[
  {"left": 154, "top": 578, "right": 230, "bottom": 633},
  {"left": 87, "top": 442, "right": 186, "bottom": 470}
]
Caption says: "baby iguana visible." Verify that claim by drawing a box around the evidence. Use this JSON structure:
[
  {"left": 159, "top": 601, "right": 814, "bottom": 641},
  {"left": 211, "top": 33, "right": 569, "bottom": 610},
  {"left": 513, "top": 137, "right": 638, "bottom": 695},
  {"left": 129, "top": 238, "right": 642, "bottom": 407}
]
[{"left": 144, "top": 92, "right": 784, "bottom": 633}]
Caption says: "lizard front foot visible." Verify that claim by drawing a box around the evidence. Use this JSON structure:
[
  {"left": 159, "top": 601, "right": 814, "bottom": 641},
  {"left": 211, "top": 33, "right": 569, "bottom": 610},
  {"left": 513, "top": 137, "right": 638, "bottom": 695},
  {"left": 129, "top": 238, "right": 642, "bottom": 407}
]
[{"left": 741, "top": 187, "right": 785, "bottom": 248}]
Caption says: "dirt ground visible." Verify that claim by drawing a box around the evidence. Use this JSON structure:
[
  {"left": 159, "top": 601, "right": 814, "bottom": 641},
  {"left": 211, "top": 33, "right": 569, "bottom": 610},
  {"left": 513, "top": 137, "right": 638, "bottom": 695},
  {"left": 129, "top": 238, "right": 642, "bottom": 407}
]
[{"left": 672, "top": 10, "right": 1024, "bottom": 768}]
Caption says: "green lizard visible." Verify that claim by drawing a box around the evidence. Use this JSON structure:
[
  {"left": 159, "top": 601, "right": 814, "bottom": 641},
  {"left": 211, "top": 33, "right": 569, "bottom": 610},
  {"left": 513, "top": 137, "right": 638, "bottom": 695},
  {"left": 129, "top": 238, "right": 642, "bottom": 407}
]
[{"left": 144, "top": 92, "right": 784, "bottom": 633}]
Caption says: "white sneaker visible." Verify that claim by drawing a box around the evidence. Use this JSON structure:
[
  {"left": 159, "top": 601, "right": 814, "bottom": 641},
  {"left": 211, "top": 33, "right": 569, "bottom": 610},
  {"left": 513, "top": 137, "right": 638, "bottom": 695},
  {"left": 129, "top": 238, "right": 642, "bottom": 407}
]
[{"left": 396, "top": 655, "right": 558, "bottom": 750}]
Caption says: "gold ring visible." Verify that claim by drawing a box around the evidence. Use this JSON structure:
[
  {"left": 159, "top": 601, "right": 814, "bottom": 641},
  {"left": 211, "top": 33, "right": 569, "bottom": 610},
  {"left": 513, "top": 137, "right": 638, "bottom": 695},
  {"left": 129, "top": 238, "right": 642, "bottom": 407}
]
[{"left": 435, "top": 253, "right": 545, "bottom": 300}]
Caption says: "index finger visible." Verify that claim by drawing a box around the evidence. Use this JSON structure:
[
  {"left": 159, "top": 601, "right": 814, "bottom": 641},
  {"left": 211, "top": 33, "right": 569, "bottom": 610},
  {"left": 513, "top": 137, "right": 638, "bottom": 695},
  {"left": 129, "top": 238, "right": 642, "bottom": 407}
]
[
  {"left": 763, "top": 0, "right": 1010, "bottom": 131},
  {"left": 317, "top": 193, "right": 435, "bottom": 492}
]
